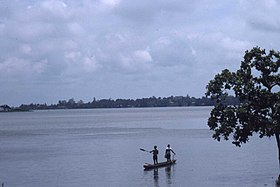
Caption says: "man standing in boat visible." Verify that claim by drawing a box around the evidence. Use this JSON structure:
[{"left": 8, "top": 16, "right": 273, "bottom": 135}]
[
  {"left": 150, "top": 145, "right": 159, "bottom": 165},
  {"left": 165, "top": 144, "right": 176, "bottom": 162}
]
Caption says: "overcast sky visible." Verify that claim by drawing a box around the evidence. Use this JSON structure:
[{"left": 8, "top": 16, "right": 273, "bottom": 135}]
[{"left": 1, "top": 0, "right": 280, "bottom": 106}]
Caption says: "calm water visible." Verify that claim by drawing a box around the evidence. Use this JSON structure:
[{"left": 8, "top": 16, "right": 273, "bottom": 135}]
[{"left": 0, "top": 107, "right": 278, "bottom": 187}]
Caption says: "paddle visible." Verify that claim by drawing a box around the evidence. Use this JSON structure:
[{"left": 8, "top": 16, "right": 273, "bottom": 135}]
[{"left": 140, "top": 148, "right": 150, "bottom": 153}]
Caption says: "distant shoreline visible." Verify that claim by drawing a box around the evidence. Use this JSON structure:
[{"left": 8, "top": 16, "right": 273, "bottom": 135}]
[{"left": 1, "top": 95, "right": 239, "bottom": 112}]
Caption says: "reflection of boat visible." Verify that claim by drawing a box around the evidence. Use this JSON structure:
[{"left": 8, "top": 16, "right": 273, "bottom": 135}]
[{"left": 143, "top": 160, "right": 176, "bottom": 170}]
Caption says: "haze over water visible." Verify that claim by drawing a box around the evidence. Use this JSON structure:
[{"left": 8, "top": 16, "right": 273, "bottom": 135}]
[{"left": 0, "top": 107, "right": 278, "bottom": 187}]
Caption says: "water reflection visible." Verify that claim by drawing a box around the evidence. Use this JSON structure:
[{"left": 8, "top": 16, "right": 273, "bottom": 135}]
[
  {"left": 165, "top": 166, "right": 171, "bottom": 185},
  {"left": 165, "top": 165, "right": 176, "bottom": 186},
  {"left": 143, "top": 165, "right": 176, "bottom": 187},
  {"left": 153, "top": 169, "right": 159, "bottom": 187}
]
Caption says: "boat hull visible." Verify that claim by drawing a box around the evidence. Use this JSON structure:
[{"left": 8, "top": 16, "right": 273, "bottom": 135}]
[{"left": 143, "top": 160, "right": 176, "bottom": 170}]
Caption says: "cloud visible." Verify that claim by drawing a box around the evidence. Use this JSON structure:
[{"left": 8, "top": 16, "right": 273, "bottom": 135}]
[
  {"left": 133, "top": 49, "right": 152, "bottom": 62},
  {"left": 0, "top": 0, "right": 280, "bottom": 106},
  {"left": 19, "top": 44, "right": 32, "bottom": 55},
  {"left": 119, "top": 48, "right": 153, "bottom": 71},
  {"left": 239, "top": 0, "right": 280, "bottom": 32},
  {"left": 83, "top": 55, "right": 101, "bottom": 72},
  {"left": 101, "top": 0, "right": 121, "bottom": 7},
  {"left": 0, "top": 57, "right": 47, "bottom": 79}
]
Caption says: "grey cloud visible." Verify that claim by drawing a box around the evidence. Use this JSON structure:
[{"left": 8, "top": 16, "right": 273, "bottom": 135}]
[
  {"left": 114, "top": 0, "right": 196, "bottom": 24},
  {"left": 151, "top": 36, "right": 195, "bottom": 68},
  {"left": 0, "top": 0, "right": 280, "bottom": 106},
  {"left": 239, "top": 0, "right": 280, "bottom": 33}
]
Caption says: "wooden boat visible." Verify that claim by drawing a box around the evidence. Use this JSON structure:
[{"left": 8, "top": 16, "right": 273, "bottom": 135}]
[{"left": 143, "top": 160, "right": 176, "bottom": 170}]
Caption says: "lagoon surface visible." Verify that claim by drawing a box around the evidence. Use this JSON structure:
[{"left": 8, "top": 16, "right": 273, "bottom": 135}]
[{"left": 0, "top": 107, "right": 278, "bottom": 187}]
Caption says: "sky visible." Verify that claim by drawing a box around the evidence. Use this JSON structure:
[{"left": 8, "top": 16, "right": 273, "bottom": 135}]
[{"left": 1, "top": 0, "right": 280, "bottom": 106}]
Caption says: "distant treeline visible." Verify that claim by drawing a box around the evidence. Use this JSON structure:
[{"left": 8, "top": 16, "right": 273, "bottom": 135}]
[{"left": 13, "top": 95, "right": 239, "bottom": 111}]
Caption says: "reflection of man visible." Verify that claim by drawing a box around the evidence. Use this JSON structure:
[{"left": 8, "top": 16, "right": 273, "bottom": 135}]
[
  {"left": 165, "top": 166, "right": 172, "bottom": 185},
  {"left": 153, "top": 168, "right": 159, "bottom": 186}
]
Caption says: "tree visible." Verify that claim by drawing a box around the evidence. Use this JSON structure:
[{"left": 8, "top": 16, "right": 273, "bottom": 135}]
[{"left": 205, "top": 47, "right": 280, "bottom": 172}]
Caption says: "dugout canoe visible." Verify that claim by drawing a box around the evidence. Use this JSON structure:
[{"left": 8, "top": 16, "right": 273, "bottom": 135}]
[{"left": 143, "top": 160, "right": 176, "bottom": 170}]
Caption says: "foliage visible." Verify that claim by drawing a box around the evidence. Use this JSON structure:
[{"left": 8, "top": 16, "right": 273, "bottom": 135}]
[
  {"left": 206, "top": 47, "right": 280, "bottom": 146},
  {"left": 16, "top": 95, "right": 229, "bottom": 110}
]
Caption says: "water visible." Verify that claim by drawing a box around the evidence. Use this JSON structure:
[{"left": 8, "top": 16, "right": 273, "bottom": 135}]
[{"left": 0, "top": 107, "right": 278, "bottom": 187}]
